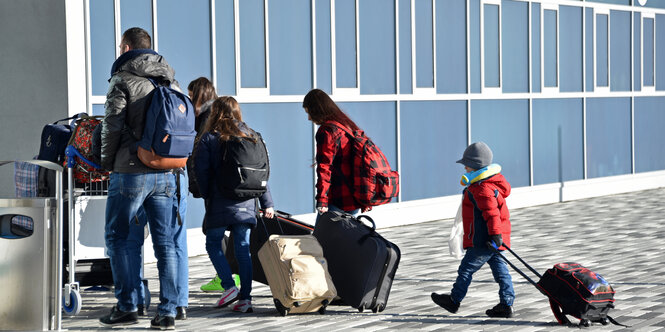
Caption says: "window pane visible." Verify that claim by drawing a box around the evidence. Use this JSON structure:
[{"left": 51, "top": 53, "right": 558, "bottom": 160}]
[
  {"left": 90, "top": 0, "right": 115, "bottom": 96},
  {"left": 470, "top": 0, "right": 481, "bottom": 93},
  {"left": 501, "top": 0, "right": 528, "bottom": 93},
  {"left": 470, "top": 99, "right": 530, "bottom": 188},
  {"left": 544, "top": 9, "right": 558, "bottom": 87},
  {"left": 644, "top": 17, "right": 654, "bottom": 87},
  {"left": 436, "top": 0, "right": 467, "bottom": 94},
  {"left": 339, "top": 102, "right": 397, "bottom": 168},
  {"left": 399, "top": 0, "right": 412, "bottom": 94},
  {"left": 587, "top": 0, "right": 629, "bottom": 5},
  {"left": 92, "top": 104, "right": 105, "bottom": 116},
  {"left": 239, "top": 0, "right": 266, "bottom": 88},
  {"left": 269, "top": 0, "right": 312, "bottom": 95},
  {"left": 316, "top": 0, "right": 332, "bottom": 93},
  {"left": 585, "top": 8, "right": 594, "bottom": 91},
  {"left": 240, "top": 103, "right": 314, "bottom": 214},
  {"left": 633, "top": 12, "right": 641, "bottom": 91},
  {"left": 531, "top": 3, "right": 541, "bottom": 92},
  {"left": 658, "top": 14, "right": 665, "bottom": 90},
  {"left": 635, "top": 97, "right": 665, "bottom": 172},
  {"left": 559, "top": 6, "right": 582, "bottom": 92},
  {"left": 596, "top": 14, "right": 609, "bottom": 87},
  {"left": 484, "top": 4, "right": 500, "bottom": 88},
  {"left": 415, "top": 0, "right": 434, "bottom": 88},
  {"left": 586, "top": 98, "right": 631, "bottom": 178},
  {"left": 400, "top": 101, "right": 467, "bottom": 200},
  {"left": 610, "top": 10, "right": 631, "bottom": 91},
  {"left": 157, "top": 0, "right": 211, "bottom": 89},
  {"left": 335, "top": 0, "right": 357, "bottom": 88},
  {"left": 120, "top": 0, "right": 152, "bottom": 37},
  {"left": 215, "top": 0, "right": 236, "bottom": 95},
  {"left": 532, "top": 99, "right": 584, "bottom": 185},
  {"left": 359, "top": 0, "right": 395, "bottom": 94}
]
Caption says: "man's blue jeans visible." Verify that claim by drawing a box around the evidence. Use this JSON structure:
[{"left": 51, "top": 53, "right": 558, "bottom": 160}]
[
  {"left": 105, "top": 172, "right": 179, "bottom": 317},
  {"left": 450, "top": 246, "right": 515, "bottom": 306},
  {"left": 205, "top": 224, "right": 252, "bottom": 300}
]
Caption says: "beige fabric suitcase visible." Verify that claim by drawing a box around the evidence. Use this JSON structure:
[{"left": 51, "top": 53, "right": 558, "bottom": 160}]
[{"left": 257, "top": 234, "right": 337, "bottom": 316}]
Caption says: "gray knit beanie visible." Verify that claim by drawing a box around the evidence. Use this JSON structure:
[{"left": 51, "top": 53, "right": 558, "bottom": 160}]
[{"left": 456, "top": 142, "right": 493, "bottom": 170}]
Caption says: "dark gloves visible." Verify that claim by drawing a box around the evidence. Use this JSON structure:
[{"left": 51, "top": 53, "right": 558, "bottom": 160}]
[{"left": 488, "top": 234, "right": 503, "bottom": 250}]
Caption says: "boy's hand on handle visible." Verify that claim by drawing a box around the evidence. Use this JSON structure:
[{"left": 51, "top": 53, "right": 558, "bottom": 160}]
[
  {"left": 488, "top": 234, "right": 503, "bottom": 250},
  {"left": 264, "top": 207, "right": 275, "bottom": 219}
]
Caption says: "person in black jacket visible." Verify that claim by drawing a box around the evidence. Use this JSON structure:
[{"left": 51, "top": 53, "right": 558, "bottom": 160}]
[{"left": 99, "top": 27, "right": 185, "bottom": 330}]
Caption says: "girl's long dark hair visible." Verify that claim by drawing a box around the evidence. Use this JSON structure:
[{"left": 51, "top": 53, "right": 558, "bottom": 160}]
[
  {"left": 200, "top": 96, "right": 247, "bottom": 142},
  {"left": 187, "top": 77, "right": 217, "bottom": 115},
  {"left": 302, "top": 89, "right": 359, "bottom": 131}
]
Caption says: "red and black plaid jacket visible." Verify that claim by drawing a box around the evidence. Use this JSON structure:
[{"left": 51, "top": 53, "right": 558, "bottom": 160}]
[{"left": 315, "top": 121, "right": 363, "bottom": 212}]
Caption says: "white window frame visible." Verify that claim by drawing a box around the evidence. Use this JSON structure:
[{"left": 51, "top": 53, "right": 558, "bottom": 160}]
[
  {"left": 234, "top": 0, "right": 270, "bottom": 99},
  {"left": 331, "top": 0, "right": 360, "bottom": 98},
  {"left": 541, "top": 3, "right": 559, "bottom": 95},
  {"left": 641, "top": 11, "right": 656, "bottom": 92},
  {"left": 594, "top": 7, "right": 610, "bottom": 93},
  {"left": 411, "top": 0, "right": 436, "bottom": 95},
  {"left": 480, "top": 0, "right": 501, "bottom": 96}
]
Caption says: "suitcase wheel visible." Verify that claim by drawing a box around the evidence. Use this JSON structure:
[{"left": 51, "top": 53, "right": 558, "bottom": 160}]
[
  {"left": 293, "top": 301, "right": 300, "bottom": 308},
  {"left": 599, "top": 318, "right": 609, "bottom": 326},
  {"left": 579, "top": 319, "right": 591, "bottom": 327},
  {"left": 318, "top": 300, "right": 329, "bottom": 315},
  {"left": 274, "top": 299, "right": 289, "bottom": 317},
  {"left": 371, "top": 304, "right": 384, "bottom": 313}
]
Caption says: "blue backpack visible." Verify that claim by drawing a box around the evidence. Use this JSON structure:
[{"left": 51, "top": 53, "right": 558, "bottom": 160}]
[{"left": 137, "top": 78, "right": 196, "bottom": 169}]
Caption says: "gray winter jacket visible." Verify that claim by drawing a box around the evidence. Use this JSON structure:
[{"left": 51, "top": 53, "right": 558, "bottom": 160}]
[{"left": 101, "top": 50, "right": 182, "bottom": 173}]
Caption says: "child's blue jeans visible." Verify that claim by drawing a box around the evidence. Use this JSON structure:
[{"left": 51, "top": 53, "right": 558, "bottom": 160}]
[{"left": 450, "top": 246, "right": 515, "bottom": 306}]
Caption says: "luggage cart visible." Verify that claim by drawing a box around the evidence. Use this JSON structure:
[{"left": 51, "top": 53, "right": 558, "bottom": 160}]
[{"left": 63, "top": 145, "right": 151, "bottom": 316}]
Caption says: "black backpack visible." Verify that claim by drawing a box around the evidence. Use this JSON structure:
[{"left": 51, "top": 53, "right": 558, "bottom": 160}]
[{"left": 217, "top": 130, "right": 270, "bottom": 200}]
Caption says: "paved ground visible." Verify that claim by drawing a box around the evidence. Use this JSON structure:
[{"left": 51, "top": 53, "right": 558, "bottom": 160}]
[{"left": 62, "top": 188, "right": 665, "bottom": 331}]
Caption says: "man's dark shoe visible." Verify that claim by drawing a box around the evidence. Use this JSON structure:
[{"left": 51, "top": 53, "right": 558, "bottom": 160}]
[
  {"left": 431, "top": 293, "right": 459, "bottom": 314},
  {"left": 486, "top": 303, "right": 514, "bottom": 318},
  {"left": 138, "top": 304, "right": 146, "bottom": 316},
  {"left": 99, "top": 306, "right": 139, "bottom": 327},
  {"left": 151, "top": 314, "right": 175, "bottom": 330},
  {"left": 176, "top": 306, "right": 187, "bottom": 320}
]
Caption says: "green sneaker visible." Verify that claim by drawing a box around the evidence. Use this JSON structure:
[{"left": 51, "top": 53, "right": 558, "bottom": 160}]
[{"left": 200, "top": 274, "right": 242, "bottom": 292}]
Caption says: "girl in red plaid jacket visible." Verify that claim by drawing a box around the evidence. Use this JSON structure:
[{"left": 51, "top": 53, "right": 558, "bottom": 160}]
[{"left": 302, "top": 89, "right": 369, "bottom": 216}]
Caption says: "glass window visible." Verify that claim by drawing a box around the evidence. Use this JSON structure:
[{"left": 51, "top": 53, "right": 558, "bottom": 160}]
[
  {"left": 587, "top": 0, "right": 630, "bottom": 5},
  {"left": 543, "top": 8, "right": 558, "bottom": 88},
  {"left": 532, "top": 99, "right": 584, "bottom": 185},
  {"left": 633, "top": 12, "right": 641, "bottom": 91},
  {"left": 596, "top": 13, "right": 609, "bottom": 87},
  {"left": 240, "top": 103, "right": 314, "bottom": 214},
  {"left": 268, "top": 0, "right": 312, "bottom": 95},
  {"left": 359, "top": 0, "right": 395, "bottom": 94},
  {"left": 531, "top": 3, "right": 541, "bottom": 93},
  {"left": 559, "top": 6, "right": 583, "bottom": 92},
  {"left": 316, "top": 0, "right": 333, "bottom": 93},
  {"left": 483, "top": 4, "right": 500, "bottom": 88},
  {"left": 339, "top": 102, "right": 397, "bottom": 168},
  {"left": 501, "top": 0, "right": 528, "bottom": 93},
  {"left": 399, "top": 0, "right": 412, "bottom": 94},
  {"left": 639, "top": 1, "right": 665, "bottom": 9},
  {"left": 634, "top": 97, "right": 665, "bottom": 172},
  {"left": 436, "top": 0, "right": 467, "bottom": 94},
  {"left": 585, "top": 8, "right": 594, "bottom": 91},
  {"left": 658, "top": 14, "right": 665, "bottom": 90},
  {"left": 215, "top": 0, "right": 236, "bottom": 95},
  {"left": 335, "top": 0, "right": 357, "bottom": 88},
  {"left": 470, "top": 0, "right": 481, "bottom": 93},
  {"left": 90, "top": 0, "right": 115, "bottom": 96},
  {"left": 120, "top": 0, "right": 152, "bottom": 38},
  {"left": 470, "top": 99, "right": 530, "bottom": 188},
  {"left": 400, "top": 101, "right": 467, "bottom": 200},
  {"left": 157, "top": 0, "right": 211, "bottom": 89},
  {"left": 415, "top": 0, "right": 434, "bottom": 88},
  {"left": 92, "top": 104, "right": 105, "bottom": 116},
  {"left": 239, "top": 0, "right": 266, "bottom": 88},
  {"left": 586, "top": 98, "right": 631, "bottom": 178},
  {"left": 643, "top": 17, "right": 655, "bottom": 87},
  {"left": 610, "top": 10, "right": 631, "bottom": 91}
]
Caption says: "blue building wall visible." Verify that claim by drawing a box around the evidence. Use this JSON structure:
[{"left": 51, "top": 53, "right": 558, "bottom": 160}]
[{"left": 87, "top": 0, "right": 665, "bottom": 224}]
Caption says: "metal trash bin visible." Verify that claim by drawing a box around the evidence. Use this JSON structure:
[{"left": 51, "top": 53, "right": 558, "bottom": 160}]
[{"left": 0, "top": 160, "right": 63, "bottom": 331}]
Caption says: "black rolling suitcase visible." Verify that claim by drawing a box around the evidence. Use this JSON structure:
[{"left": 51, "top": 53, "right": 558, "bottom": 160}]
[
  {"left": 495, "top": 245, "right": 626, "bottom": 327},
  {"left": 226, "top": 210, "right": 314, "bottom": 285},
  {"left": 313, "top": 211, "right": 401, "bottom": 313}
]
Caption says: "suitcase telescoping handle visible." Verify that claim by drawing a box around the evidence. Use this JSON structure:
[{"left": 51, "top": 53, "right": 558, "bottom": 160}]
[{"left": 488, "top": 242, "right": 542, "bottom": 288}]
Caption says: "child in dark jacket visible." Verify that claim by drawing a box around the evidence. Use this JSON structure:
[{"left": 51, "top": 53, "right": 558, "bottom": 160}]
[{"left": 431, "top": 142, "right": 516, "bottom": 318}]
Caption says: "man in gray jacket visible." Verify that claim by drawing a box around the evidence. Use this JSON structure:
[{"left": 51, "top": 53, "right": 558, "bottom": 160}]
[{"left": 99, "top": 27, "right": 186, "bottom": 330}]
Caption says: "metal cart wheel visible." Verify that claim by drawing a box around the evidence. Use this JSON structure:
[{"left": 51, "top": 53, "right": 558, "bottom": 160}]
[{"left": 62, "top": 288, "right": 82, "bottom": 316}]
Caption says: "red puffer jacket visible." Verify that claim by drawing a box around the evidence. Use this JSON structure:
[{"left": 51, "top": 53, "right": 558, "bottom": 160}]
[{"left": 461, "top": 173, "right": 511, "bottom": 250}]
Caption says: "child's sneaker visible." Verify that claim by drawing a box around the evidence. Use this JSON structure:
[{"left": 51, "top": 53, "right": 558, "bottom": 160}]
[
  {"left": 215, "top": 286, "right": 239, "bottom": 308},
  {"left": 232, "top": 299, "right": 253, "bottom": 313},
  {"left": 200, "top": 275, "right": 223, "bottom": 292},
  {"left": 431, "top": 293, "right": 459, "bottom": 313},
  {"left": 485, "top": 303, "right": 514, "bottom": 318}
]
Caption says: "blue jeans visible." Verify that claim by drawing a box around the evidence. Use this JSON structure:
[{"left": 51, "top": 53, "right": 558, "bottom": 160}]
[
  {"left": 205, "top": 224, "right": 252, "bottom": 300},
  {"left": 105, "top": 172, "right": 179, "bottom": 317},
  {"left": 450, "top": 247, "right": 515, "bottom": 306}
]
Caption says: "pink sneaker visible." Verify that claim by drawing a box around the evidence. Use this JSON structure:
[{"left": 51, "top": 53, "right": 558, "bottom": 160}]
[
  {"left": 215, "top": 286, "right": 239, "bottom": 308},
  {"left": 232, "top": 299, "right": 253, "bottom": 313}
]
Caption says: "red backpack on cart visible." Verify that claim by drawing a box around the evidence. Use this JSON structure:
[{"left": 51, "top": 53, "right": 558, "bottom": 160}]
[{"left": 64, "top": 115, "right": 109, "bottom": 184}]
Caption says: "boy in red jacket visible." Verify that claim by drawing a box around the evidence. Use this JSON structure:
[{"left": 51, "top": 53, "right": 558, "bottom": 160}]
[{"left": 431, "top": 142, "right": 515, "bottom": 318}]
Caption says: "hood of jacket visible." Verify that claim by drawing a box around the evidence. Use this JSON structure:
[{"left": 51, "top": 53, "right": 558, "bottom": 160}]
[{"left": 112, "top": 50, "right": 175, "bottom": 84}]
